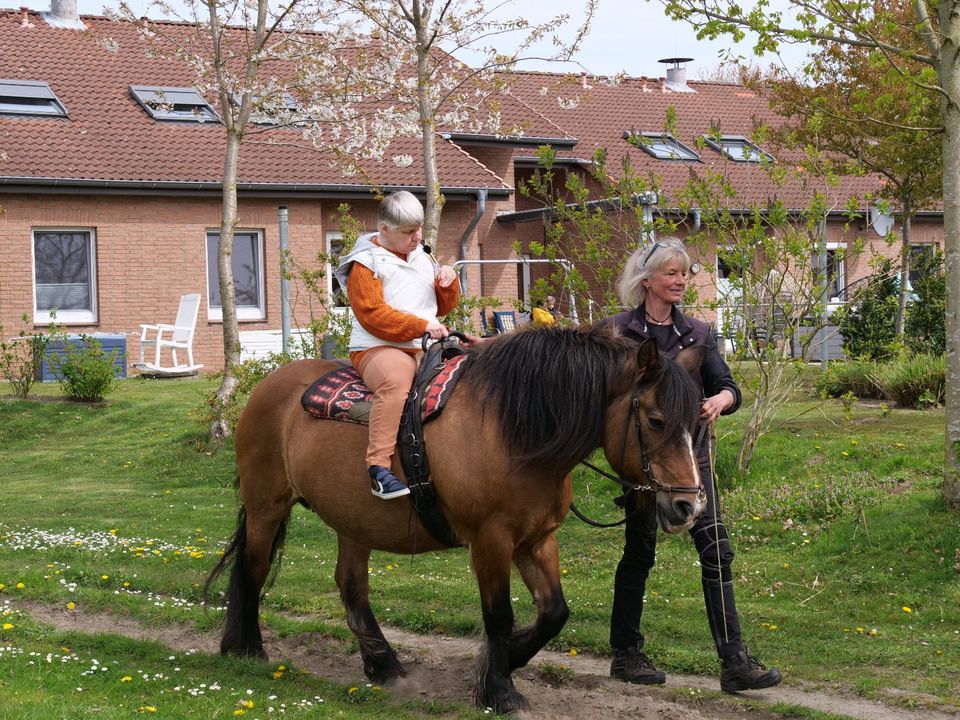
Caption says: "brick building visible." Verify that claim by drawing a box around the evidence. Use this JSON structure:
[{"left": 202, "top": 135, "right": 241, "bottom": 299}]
[{"left": 1, "top": 5, "right": 944, "bottom": 370}]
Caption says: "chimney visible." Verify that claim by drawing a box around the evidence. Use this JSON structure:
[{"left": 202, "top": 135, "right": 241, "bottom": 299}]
[
  {"left": 658, "top": 57, "right": 697, "bottom": 94},
  {"left": 43, "top": 0, "right": 86, "bottom": 30},
  {"left": 20, "top": 6, "right": 34, "bottom": 27}
]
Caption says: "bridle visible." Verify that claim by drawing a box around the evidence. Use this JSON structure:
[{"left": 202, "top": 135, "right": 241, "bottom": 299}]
[{"left": 571, "top": 378, "right": 707, "bottom": 528}]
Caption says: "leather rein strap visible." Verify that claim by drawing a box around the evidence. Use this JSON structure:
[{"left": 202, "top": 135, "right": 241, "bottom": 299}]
[
  {"left": 570, "top": 381, "right": 708, "bottom": 529},
  {"left": 397, "top": 332, "right": 469, "bottom": 548}
]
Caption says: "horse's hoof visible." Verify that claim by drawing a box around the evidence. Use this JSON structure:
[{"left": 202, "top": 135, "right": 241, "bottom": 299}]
[
  {"left": 222, "top": 645, "right": 267, "bottom": 661},
  {"left": 365, "top": 660, "right": 406, "bottom": 685},
  {"left": 478, "top": 689, "right": 529, "bottom": 715}
]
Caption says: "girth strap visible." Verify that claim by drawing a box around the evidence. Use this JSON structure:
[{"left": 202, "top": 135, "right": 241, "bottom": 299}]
[{"left": 396, "top": 334, "right": 467, "bottom": 548}]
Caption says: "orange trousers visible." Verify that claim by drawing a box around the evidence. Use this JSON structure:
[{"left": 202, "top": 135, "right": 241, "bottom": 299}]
[{"left": 355, "top": 346, "right": 418, "bottom": 469}]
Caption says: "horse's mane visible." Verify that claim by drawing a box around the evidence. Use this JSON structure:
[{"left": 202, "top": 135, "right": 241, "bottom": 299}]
[{"left": 461, "top": 325, "right": 698, "bottom": 470}]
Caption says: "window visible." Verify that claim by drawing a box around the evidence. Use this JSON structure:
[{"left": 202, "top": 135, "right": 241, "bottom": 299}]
[
  {"left": 206, "top": 231, "right": 265, "bottom": 321},
  {"left": 703, "top": 135, "right": 772, "bottom": 163},
  {"left": 908, "top": 244, "right": 937, "bottom": 289},
  {"left": 32, "top": 229, "right": 97, "bottom": 323},
  {"left": 824, "top": 244, "right": 846, "bottom": 301},
  {"left": 130, "top": 85, "right": 218, "bottom": 123},
  {"left": 0, "top": 79, "right": 67, "bottom": 117},
  {"left": 233, "top": 92, "right": 302, "bottom": 125},
  {"left": 326, "top": 232, "right": 350, "bottom": 309},
  {"left": 626, "top": 131, "right": 699, "bottom": 161}
]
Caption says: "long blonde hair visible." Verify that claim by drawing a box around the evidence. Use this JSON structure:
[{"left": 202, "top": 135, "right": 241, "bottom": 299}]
[{"left": 618, "top": 237, "right": 692, "bottom": 307}]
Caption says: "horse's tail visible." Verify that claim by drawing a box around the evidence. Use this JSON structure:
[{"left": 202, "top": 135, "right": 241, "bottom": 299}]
[{"left": 203, "top": 504, "right": 292, "bottom": 615}]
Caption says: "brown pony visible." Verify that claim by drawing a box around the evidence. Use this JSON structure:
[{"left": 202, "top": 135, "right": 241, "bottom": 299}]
[{"left": 206, "top": 326, "right": 705, "bottom": 713}]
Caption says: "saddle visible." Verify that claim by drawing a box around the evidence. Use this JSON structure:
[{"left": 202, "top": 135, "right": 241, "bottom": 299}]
[{"left": 300, "top": 335, "right": 469, "bottom": 547}]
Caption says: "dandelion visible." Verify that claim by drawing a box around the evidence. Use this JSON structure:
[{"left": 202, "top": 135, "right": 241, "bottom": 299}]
[
  {"left": 138, "top": 707, "right": 158, "bottom": 713},
  {"left": 2, "top": 623, "right": 13, "bottom": 630},
  {"left": 67, "top": 601, "right": 76, "bottom": 610},
  {"left": 840, "top": 451, "right": 849, "bottom": 457},
  {"left": 568, "top": 648, "right": 578, "bottom": 656},
  {"left": 121, "top": 676, "right": 133, "bottom": 682},
  {"left": 233, "top": 711, "right": 245, "bottom": 717},
  {"left": 0, "top": 584, "right": 4, "bottom": 591},
  {"left": 15, "top": 582, "right": 24, "bottom": 589},
  {"left": 238, "top": 699, "right": 254, "bottom": 708},
  {"left": 348, "top": 687, "right": 358, "bottom": 695},
  {"left": 869, "top": 628, "right": 879, "bottom": 636},
  {"left": 902, "top": 606, "right": 912, "bottom": 613},
  {"left": 101, "top": 575, "right": 109, "bottom": 580}
]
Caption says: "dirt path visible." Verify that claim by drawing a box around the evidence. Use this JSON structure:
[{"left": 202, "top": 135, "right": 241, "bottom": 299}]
[{"left": 13, "top": 600, "right": 957, "bottom": 720}]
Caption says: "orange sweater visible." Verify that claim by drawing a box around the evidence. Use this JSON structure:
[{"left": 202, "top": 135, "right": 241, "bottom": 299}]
[{"left": 347, "top": 254, "right": 460, "bottom": 365}]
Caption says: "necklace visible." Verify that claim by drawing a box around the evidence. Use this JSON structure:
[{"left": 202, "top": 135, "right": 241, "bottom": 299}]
[{"left": 645, "top": 308, "right": 672, "bottom": 325}]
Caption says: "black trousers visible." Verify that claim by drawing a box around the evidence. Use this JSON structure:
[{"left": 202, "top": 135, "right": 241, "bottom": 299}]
[{"left": 609, "top": 460, "right": 744, "bottom": 661}]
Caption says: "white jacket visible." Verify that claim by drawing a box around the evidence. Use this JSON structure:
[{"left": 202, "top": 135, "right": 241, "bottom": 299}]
[{"left": 334, "top": 232, "right": 438, "bottom": 352}]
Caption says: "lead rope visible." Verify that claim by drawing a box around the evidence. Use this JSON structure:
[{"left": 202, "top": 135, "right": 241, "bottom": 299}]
[{"left": 707, "top": 419, "right": 731, "bottom": 649}]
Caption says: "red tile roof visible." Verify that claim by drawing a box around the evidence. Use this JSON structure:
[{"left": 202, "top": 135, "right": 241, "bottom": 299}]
[
  {"left": 503, "top": 70, "right": 885, "bottom": 210},
  {"left": 0, "top": 10, "right": 509, "bottom": 193}
]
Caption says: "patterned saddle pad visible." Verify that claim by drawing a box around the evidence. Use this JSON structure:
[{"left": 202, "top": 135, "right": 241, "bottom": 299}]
[{"left": 301, "top": 354, "right": 468, "bottom": 425}]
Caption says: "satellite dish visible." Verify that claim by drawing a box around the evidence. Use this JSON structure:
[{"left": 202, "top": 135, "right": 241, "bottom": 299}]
[{"left": 869, "top": 206, "right": 895, "bottom": 237}]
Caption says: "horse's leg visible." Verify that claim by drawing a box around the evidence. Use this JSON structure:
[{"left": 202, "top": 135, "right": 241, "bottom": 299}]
[
  {"left": 509, "top": 533, "right": 570, "bottom": 670},
  {"left": 472, "top": 535, "right": 528, "bottom": 713},
  {"left": 220, "top": 504, "right": 293, "bottom": 659},
  {"left": 334, "top": 535, "right": 405, "bottom": 684}
]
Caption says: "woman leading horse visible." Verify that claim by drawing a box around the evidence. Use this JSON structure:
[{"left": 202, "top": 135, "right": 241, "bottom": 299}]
[{"left": 206, "top": 325, "right": 706, "bottom": 713}]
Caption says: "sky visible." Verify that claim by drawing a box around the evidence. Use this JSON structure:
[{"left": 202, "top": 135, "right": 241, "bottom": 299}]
[{"left": 68, "top": 0, "right": 810, "bottom": 78}]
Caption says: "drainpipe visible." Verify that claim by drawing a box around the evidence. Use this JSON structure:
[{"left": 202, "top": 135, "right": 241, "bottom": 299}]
[
  {"left": 458, "top": 189, "right": 487, "bottom": 294},
  {"left": 278, "top": 206, "right": 291, "bottom": 353},
  {"left": 816, "top": 216, "right": 829, "bottom": 367}
]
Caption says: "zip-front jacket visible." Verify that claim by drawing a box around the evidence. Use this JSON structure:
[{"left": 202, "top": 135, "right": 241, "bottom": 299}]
[{"left": 608, "top": 303, "right": 742, "bottom": 416}]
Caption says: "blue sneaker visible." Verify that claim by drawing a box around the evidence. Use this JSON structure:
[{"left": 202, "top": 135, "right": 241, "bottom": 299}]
[{"left": 368, "top": 465, "right": 410, "bottom": 500}]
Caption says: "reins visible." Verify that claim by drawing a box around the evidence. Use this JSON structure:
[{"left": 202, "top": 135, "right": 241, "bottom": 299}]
[{"left": 570, "top": 382, "right": 709, "bottom": 529}]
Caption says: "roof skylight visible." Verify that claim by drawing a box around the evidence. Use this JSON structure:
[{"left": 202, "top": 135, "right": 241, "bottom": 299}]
[
  {"left": 626, "top": 131, "right": 699, "bottom": 161},
  {"left": 130, "top": 85, "right": 219, "bottom": 123},
  {"left": 0, "top": 80, "right": 68, "bottom": 117},
  {"left": 704, "top": 135, "right": 772, "bottom": 163}
]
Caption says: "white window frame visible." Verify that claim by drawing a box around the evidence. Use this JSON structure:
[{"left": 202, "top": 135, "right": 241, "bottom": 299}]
[
  {"left": 703, "top": 134, "right": 773, "bottom": 163},
  {"left": 627, "top": 131, "right": 700, "bottom": 161},
  {"left": 31, "top": 227, "right": 98, "bottom": 325},
  {"left": 205, "top": 229, "right": 266, "bottom": 322},
  {"left": 825, "top": 242, "right": 846, "bottom": 302},
  {"left": 325, "top": 231, "right": 350, "bottom": 314}
]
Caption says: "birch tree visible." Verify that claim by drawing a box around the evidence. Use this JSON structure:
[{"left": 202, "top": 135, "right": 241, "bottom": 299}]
[
  {"left": 658, "top": 0, "right": 960, "bottom": 508},
  {"left": 337, "top": 0, "right": 596, "bottom": 249}
]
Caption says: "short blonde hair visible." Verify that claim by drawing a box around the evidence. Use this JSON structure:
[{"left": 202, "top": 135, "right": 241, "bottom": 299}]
[
  {"left": 618, "top": 237, "right": 692, "bottom": 307},
  {"left": 378, "top": 191, "right": 424, "bottom": 229}
]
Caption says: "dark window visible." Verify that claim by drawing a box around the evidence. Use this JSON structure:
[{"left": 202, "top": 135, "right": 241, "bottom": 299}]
[
  {"left": 825, "top": 248, "right": 845, "bottom": 300},
  {"left": 0, "top": 79, "right": 67, "bottom": 117},
  {"left": 130, "top": 85, "right": 218, "bottom": 123},
  {"left": 908, "top": 244, "right": 935, "bottom": 289},
  {"left": 33, "top": 230, "right": 95, "bottom": 321},
  {"left": 206, "top": 231, "right": 263, "bottom": 317},
  {"left": 233, "top": 92, "right": 302, "bottom": 125},
  {"left": 703, "top": 135, "right": 772, "bottom": 162},
  {"left": 327, "top": 234, "right": 349, "bottom": 308},
  {"left": 626, "top": 131, "right": 699, "bottom": 161}
]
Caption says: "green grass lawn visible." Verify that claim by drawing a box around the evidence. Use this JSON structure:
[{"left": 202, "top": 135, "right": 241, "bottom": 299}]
[{"left": 1, "top": 374, "right": 958, "bottom": 716}]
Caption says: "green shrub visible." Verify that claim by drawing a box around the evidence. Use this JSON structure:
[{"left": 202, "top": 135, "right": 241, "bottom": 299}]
[
  {"left": 905, "top": 248, "right": 945, "bottom": 355},
  {"left": 815, "top": 359, "right": 882, "bottom": 399},
  {"left": 0, "top": 314, "right": 60, "bottom": 399},
  {"left": 197, "top": 353, "right": 291, "bottom": 433},
  {"left": 52, "top": 335, "right": 118, "bottom": 402},
  {"left": 834, "top": 260, "right": 898, "bottom": 360},
  {"left": 873, "top": 353, "right": 945, "bottom": 408}
]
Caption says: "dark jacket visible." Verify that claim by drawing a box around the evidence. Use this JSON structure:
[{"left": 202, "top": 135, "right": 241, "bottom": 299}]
[{"left": 608, "top": 304, "right": 742, "bottom": 416}]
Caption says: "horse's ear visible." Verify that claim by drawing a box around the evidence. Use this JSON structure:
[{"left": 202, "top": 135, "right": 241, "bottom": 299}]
[
  {"left": 636, "top": 338, "right": 662, "bottom": 380},
  {"left": 675, "top": 345, "right": 706, "bottom": 375}
]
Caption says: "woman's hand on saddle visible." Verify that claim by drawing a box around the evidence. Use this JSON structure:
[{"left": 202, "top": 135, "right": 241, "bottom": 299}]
[
  {"left": 436, "top": 265, "right": 457, "bottom": 288},
  {"left": 700, "top": 389, "right": 734, "bottom": 422},
  {"left": 459, "top": 333, "right": 487, "bottom": 348},
  {"left": 424, "top": 320, "right": 450, "bottom": 339}
]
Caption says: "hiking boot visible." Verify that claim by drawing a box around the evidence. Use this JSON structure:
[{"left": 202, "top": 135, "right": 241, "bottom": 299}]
[
  {"left": 720, "top": 650, "right": 782, "bottom": 692},
  {"left": 368, "top": 465, "right": 410, "bottom": 500},
  {"left": 610, "top": 645, "right": 666, "bottom": 685}
]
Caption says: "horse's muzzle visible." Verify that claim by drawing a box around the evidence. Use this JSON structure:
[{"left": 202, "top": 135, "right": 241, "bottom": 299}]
[{"left": 655, "top": 491, "right": 705, "bottom": 534}]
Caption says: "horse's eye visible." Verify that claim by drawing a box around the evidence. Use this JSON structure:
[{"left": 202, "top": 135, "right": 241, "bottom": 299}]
[{"left": 647, "top": 416, "right": 666, "bottom": 431}]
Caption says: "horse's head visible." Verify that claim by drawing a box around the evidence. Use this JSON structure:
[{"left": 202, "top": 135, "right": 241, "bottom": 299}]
[{"left": 604, "top": 338, "right": 706, "bottom": 533}]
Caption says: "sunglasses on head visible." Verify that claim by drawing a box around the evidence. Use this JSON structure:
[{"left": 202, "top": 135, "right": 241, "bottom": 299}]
[{"left": 641, "top": 241, "right": 700, "bottom": 274}]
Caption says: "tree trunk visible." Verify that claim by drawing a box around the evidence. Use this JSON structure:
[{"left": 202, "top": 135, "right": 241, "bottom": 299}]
[
  {"left": 414, "top": 11, "right": 444, "bottom": 249},
  {"left": 896, "top": 210, "right": 912, "bottom": 336},
  {"left": 209, "top": 130, "right": 242, "bottom": 441},
  {"left": 938, "top": 12, "right": 960, "bottom": 510}
]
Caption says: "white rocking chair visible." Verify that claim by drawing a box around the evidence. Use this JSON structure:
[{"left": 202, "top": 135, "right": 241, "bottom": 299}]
[{"left": 138, "top": 293, "right": 203, "bottom": 376}]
